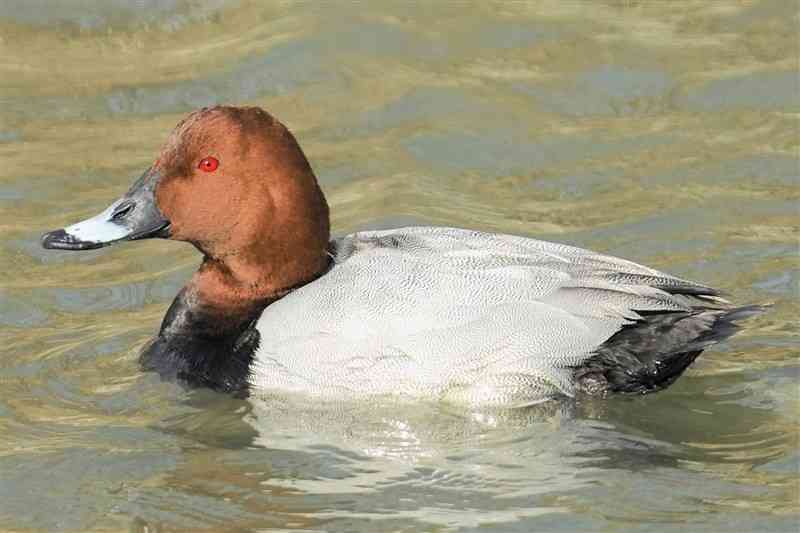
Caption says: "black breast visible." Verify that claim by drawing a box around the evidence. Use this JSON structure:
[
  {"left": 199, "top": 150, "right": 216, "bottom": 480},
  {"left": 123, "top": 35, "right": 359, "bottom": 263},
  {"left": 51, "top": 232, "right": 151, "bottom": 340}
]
[{"left": 139, "top": 288, "right": 262, "bottom": 396}]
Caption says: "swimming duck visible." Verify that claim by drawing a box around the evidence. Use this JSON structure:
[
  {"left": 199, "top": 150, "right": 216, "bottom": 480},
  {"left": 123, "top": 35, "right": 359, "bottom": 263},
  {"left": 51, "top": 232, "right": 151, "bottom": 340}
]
[{"left": 41, "top": 106, "right": 759, "bottom": 407}]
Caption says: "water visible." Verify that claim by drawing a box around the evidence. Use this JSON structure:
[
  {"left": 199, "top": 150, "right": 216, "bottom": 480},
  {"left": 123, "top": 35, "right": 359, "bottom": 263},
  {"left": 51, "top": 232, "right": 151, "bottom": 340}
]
[{"left": 1, "top": 1, "right": 798, "bottom": 531}]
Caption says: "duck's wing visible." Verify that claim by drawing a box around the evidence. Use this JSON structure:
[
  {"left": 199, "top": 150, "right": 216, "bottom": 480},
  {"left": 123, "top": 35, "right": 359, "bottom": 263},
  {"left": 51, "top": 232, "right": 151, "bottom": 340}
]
[{"left": 250, "top": 227, "right": 724, "bottom": 405}]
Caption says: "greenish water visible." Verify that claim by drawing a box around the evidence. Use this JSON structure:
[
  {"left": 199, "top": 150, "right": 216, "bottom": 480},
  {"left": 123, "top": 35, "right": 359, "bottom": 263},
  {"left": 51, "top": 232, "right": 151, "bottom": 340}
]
[{"left": 1, "top": 1, "right": 798, "bottom": 531}]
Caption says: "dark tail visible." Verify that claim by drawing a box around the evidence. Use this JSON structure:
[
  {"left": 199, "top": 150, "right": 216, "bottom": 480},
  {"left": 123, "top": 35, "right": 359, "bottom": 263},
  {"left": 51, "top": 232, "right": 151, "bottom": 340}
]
[{"left": 576, "top": 305, "right": 765, "bottom": 396}]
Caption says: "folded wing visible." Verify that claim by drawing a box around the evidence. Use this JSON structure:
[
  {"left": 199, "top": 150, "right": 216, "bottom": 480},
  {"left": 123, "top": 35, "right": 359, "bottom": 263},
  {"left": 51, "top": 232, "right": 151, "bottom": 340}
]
[{"left": 251, "top": 227, "right": 740, "bottom": 405}]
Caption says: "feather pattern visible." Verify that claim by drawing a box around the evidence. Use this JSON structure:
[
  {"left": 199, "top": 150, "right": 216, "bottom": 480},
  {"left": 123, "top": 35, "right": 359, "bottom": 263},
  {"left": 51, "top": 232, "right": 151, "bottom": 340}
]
[{"left": 249, "top": 227, "right": 740, "bottom": 406}]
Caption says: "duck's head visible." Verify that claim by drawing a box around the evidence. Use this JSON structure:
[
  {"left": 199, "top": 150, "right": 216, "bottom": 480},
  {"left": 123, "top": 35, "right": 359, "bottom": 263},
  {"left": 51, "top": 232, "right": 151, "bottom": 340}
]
[{"left": 42, "top": 106, "right": 330, "bottom": 301}]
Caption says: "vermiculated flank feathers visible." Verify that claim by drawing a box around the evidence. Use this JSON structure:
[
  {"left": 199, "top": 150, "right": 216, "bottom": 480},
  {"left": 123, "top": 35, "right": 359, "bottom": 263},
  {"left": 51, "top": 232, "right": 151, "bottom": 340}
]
[{"left": 249, "top": 227, "right": 763, "bottom": 405}]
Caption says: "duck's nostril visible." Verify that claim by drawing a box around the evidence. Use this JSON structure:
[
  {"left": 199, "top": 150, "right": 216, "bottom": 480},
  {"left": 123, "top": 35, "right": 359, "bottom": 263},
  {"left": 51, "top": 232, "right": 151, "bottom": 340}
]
[{"left": 111, "top": 202, "right": 135, "bottom": 221}]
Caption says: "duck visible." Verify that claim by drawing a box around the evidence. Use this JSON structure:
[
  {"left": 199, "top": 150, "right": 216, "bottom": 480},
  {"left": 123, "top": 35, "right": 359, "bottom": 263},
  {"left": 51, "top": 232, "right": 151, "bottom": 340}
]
[{"left": 41, "top": 105, "right": 760, "bottom": 407}]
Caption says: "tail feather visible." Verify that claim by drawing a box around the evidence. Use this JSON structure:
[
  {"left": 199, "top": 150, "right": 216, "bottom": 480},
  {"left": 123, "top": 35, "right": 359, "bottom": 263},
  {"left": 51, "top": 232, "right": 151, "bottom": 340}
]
[{"left": 576, "top": 304, "right": 766, "bottom": 396}]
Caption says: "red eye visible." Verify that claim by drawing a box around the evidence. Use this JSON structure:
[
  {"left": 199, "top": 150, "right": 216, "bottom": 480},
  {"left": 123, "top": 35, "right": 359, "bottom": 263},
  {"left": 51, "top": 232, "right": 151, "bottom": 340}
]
[{"left": 198, "top": 157, "right": 219, "bottom": 172}]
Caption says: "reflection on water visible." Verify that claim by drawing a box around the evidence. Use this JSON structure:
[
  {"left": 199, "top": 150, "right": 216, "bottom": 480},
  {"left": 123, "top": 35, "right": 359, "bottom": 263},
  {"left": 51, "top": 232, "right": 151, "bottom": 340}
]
[{"left": 1, "top": 1, "right": 798, "bottom": 531}]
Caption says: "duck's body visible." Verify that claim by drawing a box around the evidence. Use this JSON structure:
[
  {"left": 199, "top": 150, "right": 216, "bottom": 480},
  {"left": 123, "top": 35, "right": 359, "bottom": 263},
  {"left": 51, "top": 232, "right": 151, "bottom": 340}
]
[
  {"left": 250, "top": 226, "right": 747, "bottom": 405},
  {"left": 42, "top": 106, "right": 759, "bottom": 407}
]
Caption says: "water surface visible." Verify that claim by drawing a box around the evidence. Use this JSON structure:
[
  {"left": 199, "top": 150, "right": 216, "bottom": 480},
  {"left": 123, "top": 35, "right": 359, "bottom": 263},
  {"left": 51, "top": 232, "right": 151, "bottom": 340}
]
[{"left": 1, "top": 1, "right": 798, "bottom": 531}]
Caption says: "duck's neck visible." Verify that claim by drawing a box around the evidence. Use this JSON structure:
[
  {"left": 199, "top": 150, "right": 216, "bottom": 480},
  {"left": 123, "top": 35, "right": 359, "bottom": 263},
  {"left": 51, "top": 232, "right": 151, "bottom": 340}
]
[
  {"left": 191, "top": 248, "right": 330, "bottom": 317},
  {"left": 139, "top": 248, "right": 331, "bottom": 395}
]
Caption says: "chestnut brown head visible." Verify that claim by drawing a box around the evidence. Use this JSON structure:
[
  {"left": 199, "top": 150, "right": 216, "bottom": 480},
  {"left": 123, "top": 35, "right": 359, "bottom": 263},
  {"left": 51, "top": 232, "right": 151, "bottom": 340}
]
[
  {"left": 42, "top": 106, "right": 331, "bottom": 294},
  {"left": 154, "top": 107, "right": 329, "bottom": 260}
]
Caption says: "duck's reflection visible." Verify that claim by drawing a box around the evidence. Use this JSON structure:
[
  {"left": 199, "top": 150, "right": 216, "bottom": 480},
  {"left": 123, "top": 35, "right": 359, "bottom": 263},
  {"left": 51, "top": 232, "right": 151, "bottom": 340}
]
[{"left": 142, "top": 373, "right": 795, "bottom": 531}]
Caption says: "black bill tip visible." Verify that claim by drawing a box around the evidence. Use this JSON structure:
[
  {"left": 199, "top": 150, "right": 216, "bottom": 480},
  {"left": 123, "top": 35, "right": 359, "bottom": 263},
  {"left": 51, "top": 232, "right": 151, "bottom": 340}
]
[{"left": 40, "top": 229, "right": 105, "bottom": 251}]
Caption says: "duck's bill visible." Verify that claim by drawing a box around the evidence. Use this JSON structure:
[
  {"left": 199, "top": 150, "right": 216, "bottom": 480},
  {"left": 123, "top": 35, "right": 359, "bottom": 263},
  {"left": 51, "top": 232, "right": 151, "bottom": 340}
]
[{"left": 41, "top": 168, "right": 171, "bottom": 251}]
